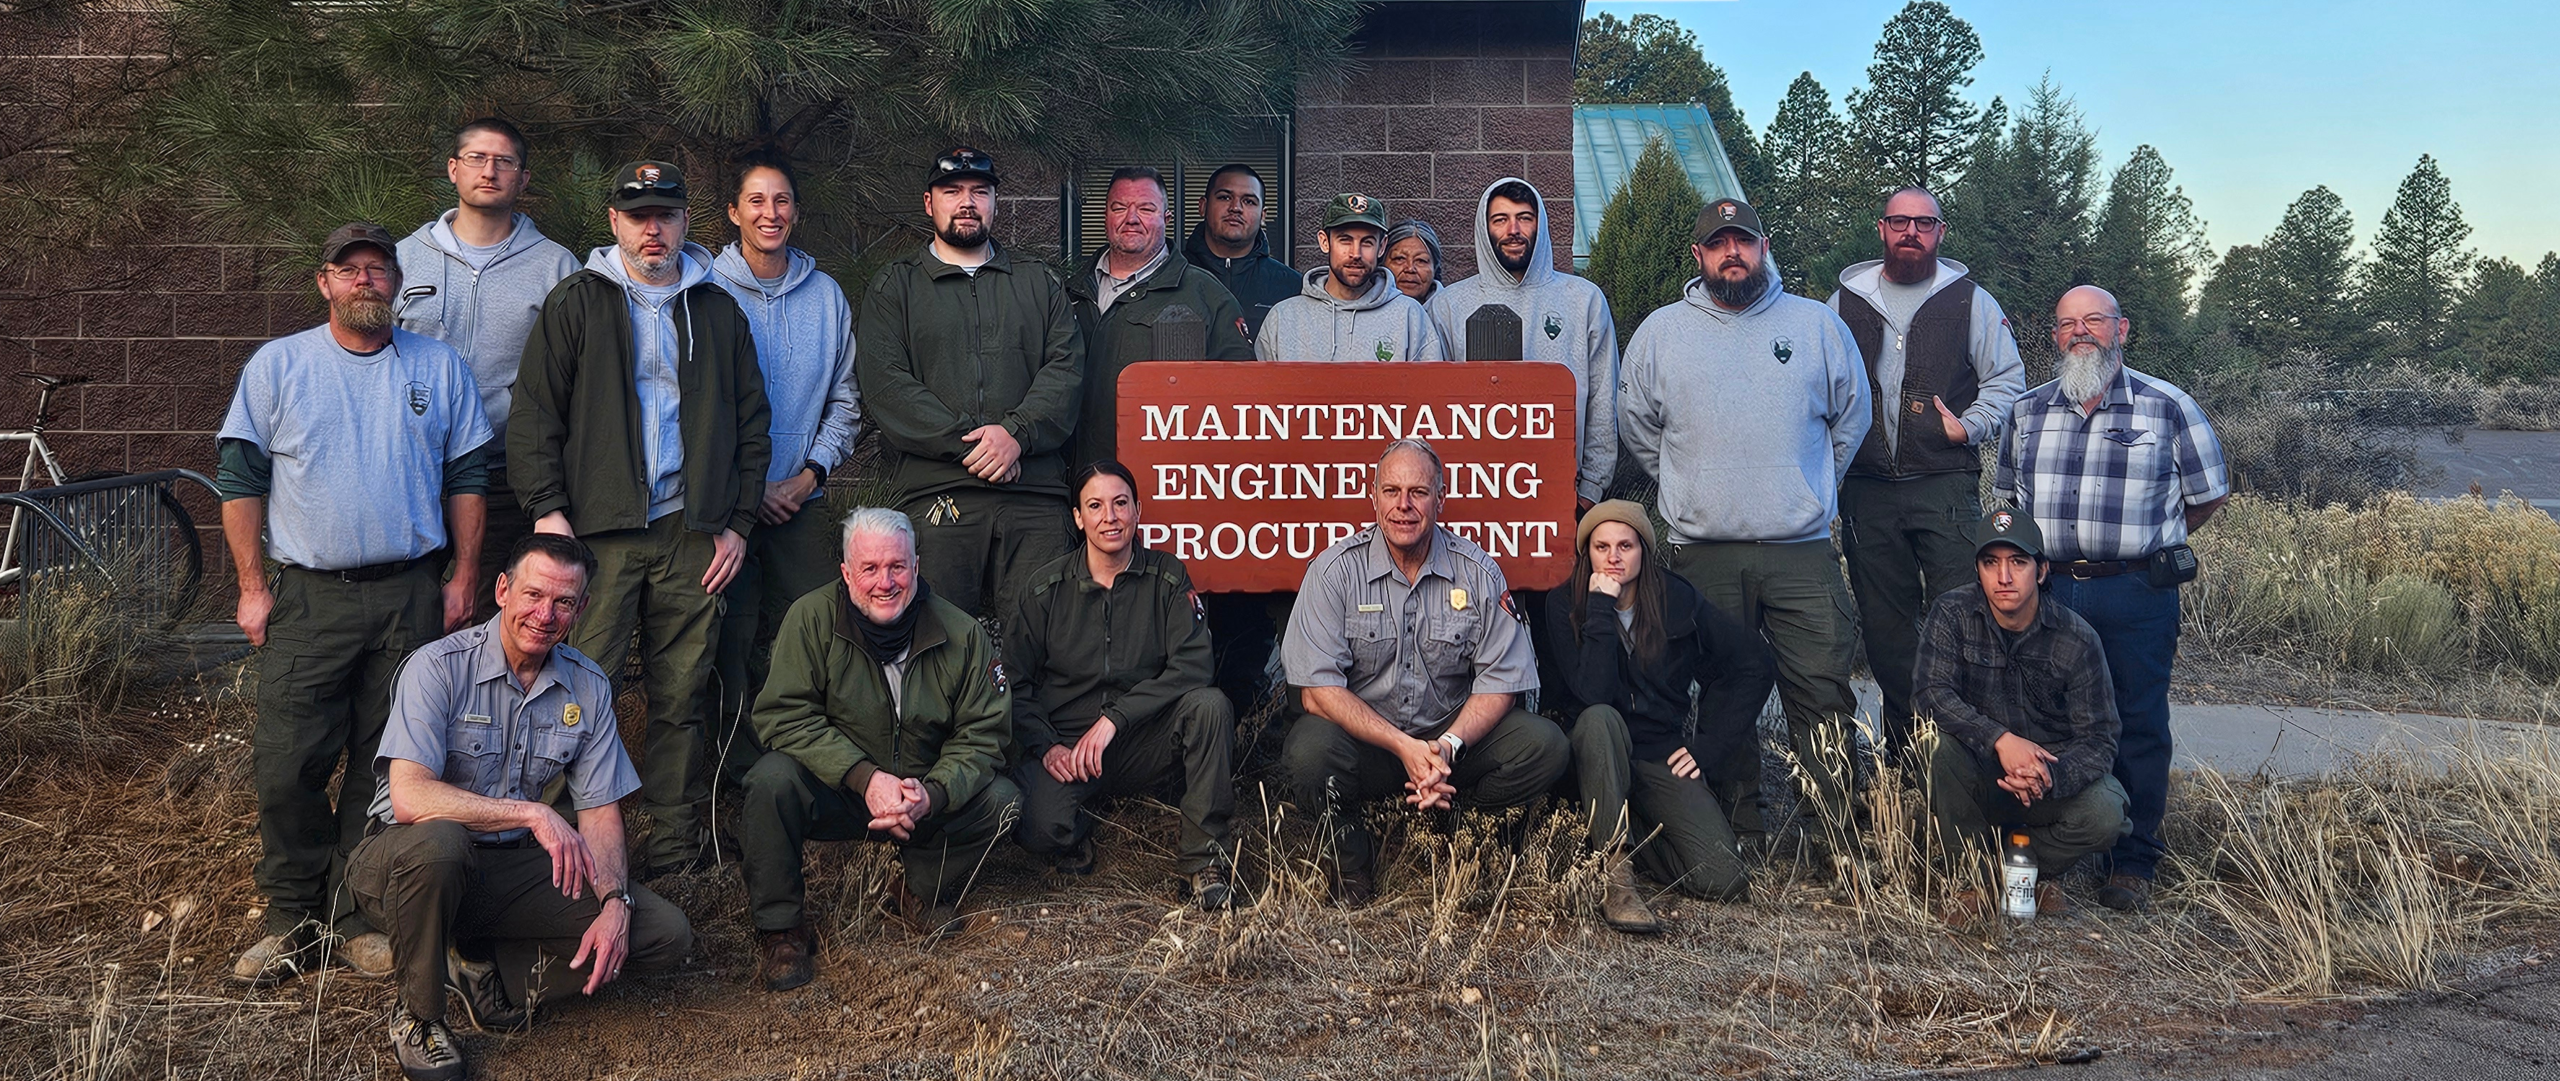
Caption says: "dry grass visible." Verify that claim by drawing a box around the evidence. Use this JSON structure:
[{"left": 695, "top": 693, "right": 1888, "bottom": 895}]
[{"left": 0, "top": 572, "right": 197, "bottom": 756}]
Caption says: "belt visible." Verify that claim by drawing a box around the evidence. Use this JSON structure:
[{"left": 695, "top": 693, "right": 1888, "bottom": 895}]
[
  {"left": 285, "top": 554, "right": 434, "bottom": 583},
  {"left": 2058, "top": 557, "right": 2141, "bottom": 579}
]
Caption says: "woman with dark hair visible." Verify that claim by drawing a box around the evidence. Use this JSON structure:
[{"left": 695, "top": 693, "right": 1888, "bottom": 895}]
[
  {"left": 1545, "top": 500, "right": 1775, "bottom": 932},
  {"left": 1006, "top": 461, "right": 1237, "bottom": 908}
]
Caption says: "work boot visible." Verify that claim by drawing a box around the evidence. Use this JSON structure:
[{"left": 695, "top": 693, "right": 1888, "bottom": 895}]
[
  {"left": 1188, "top": 864, "right": 1233, "bottom": 912},
  {"left": 883, "top": 882, "right": 966, "bottom": 940},
  {"left": 2097, "top": 873, "right": 2152, "bottom": 913},
  {"left": 338, "top": 931, "right": 395, "bottom": 978},
  {"left": 2035, "top": 881, "right": 2074, "bottom": 918},
  {"left": 445, "top": 949, "right": 528, "bottom": 1032},
  {"left": 1599, "top": 855, "right": 1661, "bottom": 935},
  {"left": 1052, "top": 836, "right": 1096, "bottom": 877},
  {"left": 230, "top": 921, "right": 326, "bottom": 985},
  {"left": 389, "top": 1006, "right": 466, "bottom": 1081},
  {"left": 759, "top": 925, "right": 816, "bottom": 992}
]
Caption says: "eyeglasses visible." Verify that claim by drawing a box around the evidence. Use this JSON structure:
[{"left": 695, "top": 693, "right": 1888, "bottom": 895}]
[
  {"left": 2055, "top": 314, "right": 2120, "bottom": 334},
  {"left": 452, "top": 151, "right": 523, "bottom": 173},
  {"left": 1880, "top": 215, "right": 1945, "bottom": 233},
  {"left": 324, "top": 265, "right": 397, "bottom": 282}
]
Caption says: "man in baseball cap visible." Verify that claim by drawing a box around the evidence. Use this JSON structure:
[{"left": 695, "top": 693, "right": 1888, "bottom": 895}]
[
  {"left": 1252, "top": 192, "right": 1444, "bottom": 362},
  {"left": 1911, "top": 503, "right": 2129, "bottom": 918},
  {"left": 1694, "top": 197, "right": 1766, "bottom": 245}
]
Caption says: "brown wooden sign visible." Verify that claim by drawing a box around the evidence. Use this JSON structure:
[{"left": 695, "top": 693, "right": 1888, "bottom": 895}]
[{"left": 1116, "top": 361, "right": 1579, "bottom": 593}]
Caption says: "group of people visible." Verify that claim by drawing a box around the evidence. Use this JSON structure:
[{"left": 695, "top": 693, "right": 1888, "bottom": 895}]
[{"left": 210, "top": 117, "right": 2228, "bottom": 1081}]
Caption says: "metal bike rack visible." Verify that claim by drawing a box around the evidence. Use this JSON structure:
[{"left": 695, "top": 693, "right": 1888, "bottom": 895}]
[{"left": 0, "top": 468, "right": 216, "bottom": 618}]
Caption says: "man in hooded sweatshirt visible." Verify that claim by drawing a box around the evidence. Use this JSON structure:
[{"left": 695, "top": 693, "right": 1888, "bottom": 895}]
[
  {"left": 709, "top": 153, "right": 863, "bottom": 790},
  {"left": 1826, "top": 186, "right": 2026, "bottom": 757},
  {"left": 1181, "top": 164, "right": 1299, "bottom": 339},
  {"left": 1066, "top": 165, "right": 1253, "bottom": 470},
  {"left": 395, "top": 118, "right": 583, "bottom": 615},
  {"left": 1619, "top": 198, "right": 1871, "bottom": 845},
  {"left": 511, "top": 159, "right": 772, "bottom": 878},
  {"left": 1254, "top": 193, "right": 1446, "bottom": 363},
  {"left": 1428, "top": 177, "right": 1620, "bottom": 514}
]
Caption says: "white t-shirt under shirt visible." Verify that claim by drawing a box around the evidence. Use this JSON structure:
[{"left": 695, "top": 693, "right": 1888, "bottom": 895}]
[{"left": 219, "top": 326, "right": 491, "bottom": 570}]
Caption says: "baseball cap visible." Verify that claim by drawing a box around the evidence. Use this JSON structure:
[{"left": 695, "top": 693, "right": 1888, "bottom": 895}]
[
  {"left": 608, "top": 160, "right": 689, "bottom": 211},
  {"left": 1321, "top": 192, "right": 1388, "bottom": 232},
  {"left": 925, "top": 147, "right": 1001, "bottom": 189},
  {"left": 1973, "top": 507, "right": 2045, "bottom": 560},
  {"left": 1694, "top": 198, "right": 1766, "bottom": 243},
  {"left": 318, "top": 222, "right": 399, "bottom": 266},
  {"left": 1575, "top": 499, "right": 1658, "bottom": 552}
]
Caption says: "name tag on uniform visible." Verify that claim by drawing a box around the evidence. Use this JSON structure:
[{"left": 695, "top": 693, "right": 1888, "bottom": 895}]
[
  {"left": 1449, "top": 588, "right": 1469, "bottom": 611},
  {"left": 1357, "top": 603, "right": 1384, "bottom": 613},
  {"left": 563, "top": 704, "right": 582, "bottom": 728},
  {"left": 461, "top": 713, "right": 493, "bottom": 726}
]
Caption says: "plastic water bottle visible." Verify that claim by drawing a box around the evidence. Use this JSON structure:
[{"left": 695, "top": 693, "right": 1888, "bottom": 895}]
[{"left": 2000, "top": 832, "right": 2038, "bottom": 920}]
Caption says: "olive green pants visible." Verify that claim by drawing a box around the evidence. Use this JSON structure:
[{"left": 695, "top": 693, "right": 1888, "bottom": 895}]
[
  {"left": 738, "top": 751, "right": 1022, "bottom": 932},
  {"left": 712, "top": 495, "right": 843, "bottom": 791},
  {"left": 897, "top": 487, "right": 1072, "bottom": 634},
  {"left": 1014, "top": 687, "right": 1237, "bottom": 874},
  {"left": 1920, "top": 729, "right": 2130, "bottom": 877},
  {"left": 251, "top": 560, "right": 445, "bottom": 936},
  {"left": 1840, "top": 471, "right": 1982, "bottom": 753},
  {"left": 1566, "top": 706, "right": 1748, "bottom": 899},
  {"left": 1665, "top": 538, "right": 1859, "bottom": 839},
  {"left": 1281, "top": 706, "right": 1570, "bottom": 877},
  {"left": 569, "top": 514, "right": 724, "bottom": 871}
]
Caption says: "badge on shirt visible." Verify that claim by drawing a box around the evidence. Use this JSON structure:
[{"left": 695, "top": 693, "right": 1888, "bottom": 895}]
[
  {"left": 989, "top": 659, "right": 1009, "bottom": 694},
  {"left": 1358, "top": 603, "right": 1385, "bottom": 613},
  {"left": 563, "top": 704, "right": 582, "bottom": 728},
  {"left": 461, "top": 713, "right": 492, "bottom": 726},
  {"left": 1449, "top": 588, "right": 1469, "bottom": 611}
]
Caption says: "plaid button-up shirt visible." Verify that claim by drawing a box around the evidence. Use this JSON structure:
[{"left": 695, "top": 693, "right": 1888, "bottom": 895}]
[
  {"left": 1915, "top": 583, "right": 2120, "bottom": 801},
  {"left": 1993, "top": 366, "right": 2229, "bottom": 562}
]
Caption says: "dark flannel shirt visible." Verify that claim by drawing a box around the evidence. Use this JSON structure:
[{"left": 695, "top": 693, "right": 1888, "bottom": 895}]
[{"left": 1913, "top": 583, "right": 2120, "bottom": 800}]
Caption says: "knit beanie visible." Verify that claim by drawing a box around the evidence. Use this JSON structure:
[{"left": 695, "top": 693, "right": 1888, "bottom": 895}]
[{"left": 1574, "top": 499, "right": 1657, "bottom": 551}]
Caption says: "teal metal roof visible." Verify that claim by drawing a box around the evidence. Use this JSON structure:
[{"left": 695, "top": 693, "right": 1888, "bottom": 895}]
[{"left": 1571, "top": 103, "right": 1746, "bottom": 264}]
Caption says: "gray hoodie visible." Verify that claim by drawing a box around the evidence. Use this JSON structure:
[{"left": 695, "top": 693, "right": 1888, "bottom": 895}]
[
  {"left": 711, "top": 243, "right": 861, "bottom": 484},
  {"left": 1826, "top": 257, "right": 2025, "bottom": 457},
  {"left": 586, "top": 241, "right": 717, "bottom": 522},
  {"left": 394, "top": 211, "right": 581, "bottom": 442},
  {"left": 1619, "top": 266, "right": 1873, "bottom": 545},
  {"left": 1427, "top": 177, "right": 1621, "bottom": 502},
  {"left": 1253, "top": 265, "right": 1446, "bottom": 362}
]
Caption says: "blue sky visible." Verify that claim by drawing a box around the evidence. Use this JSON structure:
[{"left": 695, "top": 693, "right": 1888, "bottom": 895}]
[{"left": 1589, "top": 0, "right": 2560, "bottom": 268}]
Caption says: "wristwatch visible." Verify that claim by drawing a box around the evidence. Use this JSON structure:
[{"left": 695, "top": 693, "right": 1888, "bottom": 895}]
[
  {"left": 1439, "top": 732, "right": 1465, "bottom": 759},
  {"left": 600, "top": 887, "right": 635, "bottom": 911},
  {"left": 802, "top": 460, "right": 829, "bottom": 486}
]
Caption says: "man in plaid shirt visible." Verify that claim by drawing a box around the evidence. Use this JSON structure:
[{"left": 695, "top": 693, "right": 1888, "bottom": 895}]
[
  {"left": 1915, "top": 508, "right": 2127, "bottom": 915},
  {"left": 1994, "top": 285, "right": 2227, "bottom": 912}
]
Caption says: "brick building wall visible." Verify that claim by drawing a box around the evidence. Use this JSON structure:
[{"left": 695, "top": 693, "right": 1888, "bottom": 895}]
[{"left": 1291, "top": 0, "right": 1579, "bottom": 279}]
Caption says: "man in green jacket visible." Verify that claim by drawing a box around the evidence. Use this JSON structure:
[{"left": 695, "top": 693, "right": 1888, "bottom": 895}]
[
  {"left": 741, "top": 507, "right": 1018, "bottom": 992},
  {"left": 856, "top": 147, "right": 1085, "bottom": 634},
  {"left": 1065, "top": 166, "right": 1252, "bottom": 469},
  {"left": 510, "top": 160, "right": 771, "bottom": 878}
]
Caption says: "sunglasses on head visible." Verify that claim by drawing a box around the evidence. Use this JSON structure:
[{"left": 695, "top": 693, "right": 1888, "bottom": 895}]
[
  {"left": 932, "top": 150, "right": 995, "bottom": 177},
  {"left": 615, "top": 175, "right": 686, "bottom": 201}
]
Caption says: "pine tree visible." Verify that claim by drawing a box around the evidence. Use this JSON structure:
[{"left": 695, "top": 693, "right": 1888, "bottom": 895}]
[
  {"left": 1586, "top": 137, "right": 1705, "bottom": 345},
  {"left": 1574, "top": 13, "right": 1767, "bottom": 198},
  {"left": 2451, "top": 254, "right": 2560, "bottom": 380},
  {"left": 2363, "top": 154, "right": 2477, "bottom": 360},
  {"left": 1943, "top": 76, "right": 2096, "bottom": 350},
  {"left": 1845, "top": 1, "right": 1985, "bottom": 190},
  {"left": 2091, "top": 145, "right": 2210, "bottom": 347},
  {"left": 1757, "top": 72, "right": 1857, "bottom": 295},
  {"left": 2217, "top": 185, "right": 2363, "bottom": 358}
]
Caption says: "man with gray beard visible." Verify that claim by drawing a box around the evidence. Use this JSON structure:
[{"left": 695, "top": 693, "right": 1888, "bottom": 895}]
[
  {"left": 218, "top": 222, "right": 495, "bottom": 984},
  {"left": 1994, "top": 285, "right": 2228, "bottom": 912}
]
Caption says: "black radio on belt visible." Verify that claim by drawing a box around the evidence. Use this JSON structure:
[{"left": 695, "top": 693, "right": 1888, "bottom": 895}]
[{"left": 2146, "top": 543, "right": 2198, "bottom": 588}]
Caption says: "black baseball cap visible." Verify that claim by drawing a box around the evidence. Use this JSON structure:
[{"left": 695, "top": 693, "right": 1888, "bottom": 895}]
[
  {"left": 1974, "top": 507, "right": 2045, "bottom": 560},
  {"left": 608, "top": 160, "right": 689, "bottom": 211},
  {"left": 318, "top": 222, "right": 399, "bottom": 266},
  {"left": 926, "top": 147, "right": 1001, "bottom": 189},
  {"left": 1694, "top": 198, "right": 1766, "bottom": 243}
]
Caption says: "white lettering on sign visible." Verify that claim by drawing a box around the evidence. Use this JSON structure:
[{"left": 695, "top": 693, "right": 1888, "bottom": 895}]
[{"left": 1138, "top": 402, "right": 1572, "bottom": 444}]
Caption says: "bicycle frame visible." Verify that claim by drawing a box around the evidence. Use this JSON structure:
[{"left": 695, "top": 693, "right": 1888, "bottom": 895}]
[{"left": 1, "top": 428, "right": 70, "bottom": 586}]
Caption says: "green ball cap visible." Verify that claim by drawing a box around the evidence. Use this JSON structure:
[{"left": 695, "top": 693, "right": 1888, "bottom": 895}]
[
  {"left": 1974, "top": 507, "right": 2045, "bottom": 560},
  {"left": 1693, "top": 198, "right": 1766, "bottom": 243},
  {"left": 1322, "top": 192, "right": 1388, "bottom": 232}
]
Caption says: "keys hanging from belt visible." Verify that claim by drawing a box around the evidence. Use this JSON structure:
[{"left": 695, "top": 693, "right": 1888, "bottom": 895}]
[{"left": 925, "top": 495, "right": 962, "bottom": 526}]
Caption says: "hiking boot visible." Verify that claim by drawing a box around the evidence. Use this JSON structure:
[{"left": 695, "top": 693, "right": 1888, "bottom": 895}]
[
  {"left": 758, "top": 926, "right": 815, "bottom": 992},
  {"left": 1599, "top": 855, "right": 1661, "bottom": 935},
  {"left": 1327, "top": 864, "right": 1375, "bottom": 908},
  {"left": 2035, "top": 881, "right": 2074, "bottom": 918},
  {"left": 1052, "top": 837, "right": 1096, "bottom": 877},
  {"left": 634, "top": 849, "right": 716, "bottom": 883},
  {"left": 883, "top": 882, "right": 966, "bottom": 940},
  {"left": 338, "top": 931, "right": 395, "bottom": 978},
  {"left": 2097, "top": 873, "right": 2152, "bottom": 913},
  {"left": 231, "top": 922, "right": 326, "bottom": 985},
  {"left": 1188, "top": 864, "right": 1233, "bottom": 911},
  {"left": 389, "top": 1006, "right": 467, "bottom": 1081},
  {"left": 445, "top": 949, "right": 528, "bottom": 1032}
]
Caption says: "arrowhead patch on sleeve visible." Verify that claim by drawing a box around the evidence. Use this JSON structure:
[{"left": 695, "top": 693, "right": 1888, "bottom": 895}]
[{"left": 989, "top": 659, "right": 1008, "bottom": 694}]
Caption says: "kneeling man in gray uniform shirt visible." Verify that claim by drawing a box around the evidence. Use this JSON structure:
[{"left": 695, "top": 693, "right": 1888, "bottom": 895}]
[
  {"left": 1281, "top": 439, "right": 1568, "bottom": 906},
  {"left": 349, "top": 534, "right": 694, "bottom": 1081}
]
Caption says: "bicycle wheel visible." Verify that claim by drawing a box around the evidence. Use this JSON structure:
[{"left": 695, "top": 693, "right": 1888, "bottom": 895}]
[{"left": 38, "top": 471, "right": 207, "bottom": 622}]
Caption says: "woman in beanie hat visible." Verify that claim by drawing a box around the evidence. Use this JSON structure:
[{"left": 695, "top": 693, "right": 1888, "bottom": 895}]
[
  {"left": 1543, "top": 500, "right": 1775, "bottom": 931},
  {"left": 1383, "top": 219, "right": 1442, "bottom": 303}
]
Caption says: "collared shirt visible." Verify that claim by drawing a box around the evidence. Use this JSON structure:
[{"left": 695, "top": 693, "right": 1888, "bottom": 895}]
[
  {"left": 1282, "top": 526, "right": 1537, "bottom": 735},
  {"left": 1091, "top": 245, "right": 1169, "bottom": 315},
  {"left": 1993, "top": 366, "right": 2229, "bottom": 562},
  {"left": 1010, "top": 546, "right": 1212, "bottom": 754},
  {"left": 369, "top": 617, "right": 639, "bottom": 844},
  {"left": 1912, "top": 583, "right": 2119, "bottom": 801}
]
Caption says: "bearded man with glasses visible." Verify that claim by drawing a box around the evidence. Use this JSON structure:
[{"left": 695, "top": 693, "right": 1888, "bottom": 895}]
[
  {"left": 218, "top": 222, "right": 496, "bottom": 986},
  {"left": 1825, "top": 186, "right": 2026, "bottom": 760},
  {"left": 511, "top": 159, "right": 773, "bottom": 880}
]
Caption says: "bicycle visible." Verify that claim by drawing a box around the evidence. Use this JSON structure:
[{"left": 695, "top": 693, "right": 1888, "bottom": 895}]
[{"left": 3, "top": 369, "right": 211, "bottom": 619}]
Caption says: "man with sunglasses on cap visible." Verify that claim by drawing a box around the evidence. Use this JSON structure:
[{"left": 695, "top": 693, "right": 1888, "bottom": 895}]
[
  {"left": 856, "top": 147, "right": 1085, "bottom": 639},
  {"left": 219, "top": 221, "right": 494, "bottom": 986},
  {"left": 511, "top": 160, "right": 772, "bottom": 880}
]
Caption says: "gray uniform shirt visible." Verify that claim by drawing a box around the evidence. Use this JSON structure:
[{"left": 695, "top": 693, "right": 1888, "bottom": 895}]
[
  {"left": 369, "top": 618, "right": 640, "bottom": 844},
  {"left": 1283, "top": 526, "right": 1538, "bottom": 735}
]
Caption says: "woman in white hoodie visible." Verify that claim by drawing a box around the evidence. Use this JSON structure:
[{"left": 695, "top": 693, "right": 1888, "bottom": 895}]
[{"left": 710, "top": 154, "right": 863, "bottom": 789}]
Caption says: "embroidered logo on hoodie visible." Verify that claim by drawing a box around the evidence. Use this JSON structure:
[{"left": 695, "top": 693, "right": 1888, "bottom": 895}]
[
  {"left": 1375, "top": 339, "right": 1395, "bottom": 361},
  {"left": 1773, "top": 337, "right": 1794, "bottom": 365},
  {"left": 1543, "top": 312, "right": 1563, "bottom": 340}
]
